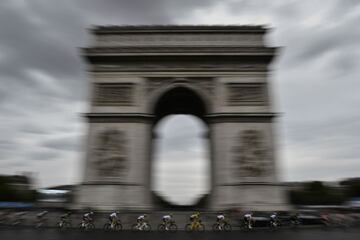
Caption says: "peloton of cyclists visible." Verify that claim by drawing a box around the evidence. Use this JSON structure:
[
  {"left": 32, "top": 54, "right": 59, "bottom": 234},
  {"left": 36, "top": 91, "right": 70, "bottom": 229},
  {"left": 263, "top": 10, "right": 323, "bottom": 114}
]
[{"left": 3, "top": 210, "right": 315, "bottom": 230}]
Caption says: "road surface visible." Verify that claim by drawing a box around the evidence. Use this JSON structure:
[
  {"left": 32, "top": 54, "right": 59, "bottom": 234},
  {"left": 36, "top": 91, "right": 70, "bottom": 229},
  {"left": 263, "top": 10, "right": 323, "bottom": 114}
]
[{"left": 1, "top": 227, "right": 360, "bottom": 240}]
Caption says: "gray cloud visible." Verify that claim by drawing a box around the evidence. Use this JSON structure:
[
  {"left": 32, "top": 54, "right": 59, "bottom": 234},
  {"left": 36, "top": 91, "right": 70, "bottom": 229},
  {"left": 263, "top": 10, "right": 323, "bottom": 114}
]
[
  {"left": 42, "top": 134, "right": 84, "bottom": 152},
  {"left": 28, "top": 149, "right": 60, "bottom": 161}
]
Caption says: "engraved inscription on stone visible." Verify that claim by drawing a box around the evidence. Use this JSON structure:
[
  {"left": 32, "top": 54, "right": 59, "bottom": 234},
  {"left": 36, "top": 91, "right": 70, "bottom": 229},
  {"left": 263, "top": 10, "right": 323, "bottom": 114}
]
[
  {"left": 93, "top": 83, "right": 134, "bottom": 105},
  {"left": 226, "top": 83, "right": 265, "bottom": 105},
  {"left": 93, "top": 62, "right": 267, "bottom": 72},
  {"left": 233, "top": 130, "right": 268, "bottom": 177},
  {"left": 93, "top": 129, "right": 127, "bottom": 178},
  {"left": 96, "top": 33, "right": 263, "bottom": 47}
]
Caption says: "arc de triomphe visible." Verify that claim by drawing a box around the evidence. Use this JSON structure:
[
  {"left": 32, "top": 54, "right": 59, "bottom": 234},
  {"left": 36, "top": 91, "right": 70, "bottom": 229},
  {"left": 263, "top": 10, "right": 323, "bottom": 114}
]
[{"left": 75, "top": 25, "right": 289, "bottom": 211}]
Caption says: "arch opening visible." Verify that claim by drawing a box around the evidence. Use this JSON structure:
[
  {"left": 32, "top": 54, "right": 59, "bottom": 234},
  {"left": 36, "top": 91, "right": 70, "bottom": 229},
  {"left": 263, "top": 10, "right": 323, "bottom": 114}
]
[
  {"left": 153, "top": 86, "right": 208, "bottom": 124},
  {"left": 151, "top": 87, "right": 211, "bottom": 208}
]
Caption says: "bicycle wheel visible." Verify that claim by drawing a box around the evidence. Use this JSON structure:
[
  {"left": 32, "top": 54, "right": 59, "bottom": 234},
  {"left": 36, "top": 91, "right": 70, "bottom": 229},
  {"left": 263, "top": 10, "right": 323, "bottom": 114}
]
[
  {"left": 143, "top": 223, "right": 151, "bottom": 231},
  {"left": 78, "top": 223, "right": 84, "bottom": 230},
  {"left": 131, "top": 223, "right": 139, "bottom": 231},
  {"left": 169, "top": 223, "right": 177, "bottom": 232},
  {"left": 35, "top": 222, "right": 42, "bottom": 228},
  {"left": 241, "top": 222, "right": 251, "bottom": 231},
  {"left": 185, "top": 223, "right": 192, "bottom": 232},
  {"left": 212, "top": 223, "right": 220, "bottom": 231},
  {"left": 87, "top": 223, "right": 95, "bottom": 230},
  {"left": 65, "top": 222, "right": 72, "bottom": 228},
  {"left": 198, "top": 224, "right": 205, "bottom": 231},
  {"left": 224, "top": 223, "right": 232, "bottom": 231},
  {"left": 57, "top": 221, "right": 63, "bottom": 229},
  {"left": 115, "top": 223, "right": 123, "bottom": 231},
  {"left": 158, "top": 224, "right": 166, "bottom": 231},
  {"left": 103, "top": 223, "right": 111, "bottom": 231}
]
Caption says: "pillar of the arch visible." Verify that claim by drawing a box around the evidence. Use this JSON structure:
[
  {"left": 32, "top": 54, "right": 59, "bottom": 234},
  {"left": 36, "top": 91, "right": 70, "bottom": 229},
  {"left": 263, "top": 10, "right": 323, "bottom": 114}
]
[
  {"left": 74, "top": 120, "right": 154, "bottom": 211},
  {"left": 208, "top": 120, "right": 290, "bottom": 211}
]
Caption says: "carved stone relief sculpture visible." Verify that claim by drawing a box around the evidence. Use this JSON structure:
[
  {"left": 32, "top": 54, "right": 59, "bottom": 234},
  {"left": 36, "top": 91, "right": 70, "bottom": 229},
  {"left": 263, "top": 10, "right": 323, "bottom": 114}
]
[
  {"left": 226, "top": 83, "right": 266, "bottom": 105},
  {"left": 233, "top": 130, "right": 268, "bottom": 178},
  {"left": 93, "top": 129, "right": 127, "bottom": 178},
  {"left": 93, "top": 83, "right": 134, "bottom": 106}
]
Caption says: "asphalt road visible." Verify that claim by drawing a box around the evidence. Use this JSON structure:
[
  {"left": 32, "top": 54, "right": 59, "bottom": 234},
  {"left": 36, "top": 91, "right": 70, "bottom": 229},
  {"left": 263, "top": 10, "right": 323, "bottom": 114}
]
[{"left": 1, "top": 227, "right": 360, "bottom": 240}]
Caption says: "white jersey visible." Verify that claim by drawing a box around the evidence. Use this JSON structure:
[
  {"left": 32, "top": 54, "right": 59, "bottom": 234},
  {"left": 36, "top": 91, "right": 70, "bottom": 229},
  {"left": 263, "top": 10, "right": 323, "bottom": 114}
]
[
  {"left": 217, "top": 215, "right": 225, "bottom": 220},
  {"left": 110, "top": 212, "right": 117, "bottom": 218},
  {"left": 244, "top": 214, "right": 252, "bottom": 219},
  {"left": 37, "top": 211, "right": 48, "bottom": 217},
  {"left": 163, "top": 215, "right": 171, "bottom": 220},
  {"left": 138, "top": 215, "right": 145, "bottom": 221},
  {"left": 270, "top": 214, "right": 277, "bottom": 219}
]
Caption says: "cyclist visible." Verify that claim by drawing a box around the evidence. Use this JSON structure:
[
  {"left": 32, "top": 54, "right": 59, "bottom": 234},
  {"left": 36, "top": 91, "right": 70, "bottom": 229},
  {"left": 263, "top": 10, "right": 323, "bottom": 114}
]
[
  {"left": 137, "top": 214, "right": 148, "bottom": 228},
  {"left": 60, "top": 211, "right": 72, "bottom": 221},
  {"left": 83, "top": 211, "right": 94, "bottom": 224},
  {"left": 244, "top": 212, "right": 253, "bottom": 229},
  {"left": 190, "top": 212, "right": 200, "bottom": 222},
  {"left": 36, "top": 210, "right": 48, "bottom": 227},
  {"left": 190, "top": 212, "right": 201, "bottom": 229},
  {"left": 37, "top": 210, "right": 48, "bottom": 219},
  {"left": 12, "top": 211, "right": 27, "bottom": 225},
  {"left": 290, "top": 212, "right": 301, "bottom": 226},
  {"left": 269, "top": 212, "right": 278, "bottom": 227},
  {"left": 58, "top": 211, "right": 72, "bottom": 228},
  {"left": 185, "top": 212, "right": 205, "bottom": 231},
  {"left": 162, "top": 213, "right": 172, "bottom": 224},
  {"left": 109, "top": 211, "right": 119, "bottom": 225},
  {"left": 217, "top": 213, "right": 226, "bottom": 224}
]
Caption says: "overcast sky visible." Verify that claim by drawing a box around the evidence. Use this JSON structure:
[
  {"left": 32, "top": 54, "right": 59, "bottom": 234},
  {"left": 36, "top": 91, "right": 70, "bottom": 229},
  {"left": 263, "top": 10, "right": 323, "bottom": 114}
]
[{"left": 0, "top": 0, "right": 360, "bottom": 204}]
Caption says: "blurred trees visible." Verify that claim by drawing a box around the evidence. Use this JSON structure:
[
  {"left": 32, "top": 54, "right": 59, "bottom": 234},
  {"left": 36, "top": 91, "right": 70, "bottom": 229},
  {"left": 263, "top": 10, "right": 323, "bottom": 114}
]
[
  {"left": 340, "top": 178, "right": 360, "bottom": 199},
  {"left": 0, "top": 175, "right": 37, "bottom": 202},
  {"left": 289, "top": 181, "right": 347, "bottom": 205}
]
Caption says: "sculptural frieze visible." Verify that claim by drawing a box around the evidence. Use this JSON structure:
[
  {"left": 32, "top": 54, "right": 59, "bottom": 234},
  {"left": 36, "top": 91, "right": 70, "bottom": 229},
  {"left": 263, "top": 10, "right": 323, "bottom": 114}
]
[
  {"left": 92, "top": 129, "right": 127, "bottom": 178},
  {"left": 93, "top": 83, "right": 133, "bottom": 106},
  {"left": 227, "top": 83, "right": 266, "bottom": 105},
  {"left": 92, "top": 63, "right": 267, "bottom": 72},
  {"left": 233, "top": 130, "right": 268, "bottom": 178},
  {"left": 96, "top": 33, "right": 263, "bottom": 47}
]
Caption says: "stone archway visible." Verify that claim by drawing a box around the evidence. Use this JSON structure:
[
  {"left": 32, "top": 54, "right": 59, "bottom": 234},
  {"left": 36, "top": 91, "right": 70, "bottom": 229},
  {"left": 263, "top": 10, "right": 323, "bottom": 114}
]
[
  {"left": 75, "top": 25, "right": 289, "bottom": 211},
  {"left": 150, "top": 86, "right": 212, "bottom": 209}
]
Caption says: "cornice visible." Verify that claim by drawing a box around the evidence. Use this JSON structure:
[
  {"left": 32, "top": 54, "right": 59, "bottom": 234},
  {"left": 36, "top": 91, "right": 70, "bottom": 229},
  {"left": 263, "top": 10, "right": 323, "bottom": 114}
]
[
  {"left": 83, "top": 46, "right": 277, "bottom": 55},
  {"left": 206, "top": 112, "right": 277, "bottom": 123},
  {"left": 83, "top": 47, "right": 277, "bottom": 64},
  {"left": 84, "top": 112, "right": 277, "bottom": 123},
  {"left": 85, "top": 113, "right": 154, "bottom": 123},
  {"left": 92, "top": 25, "right": 268, "bottom": 34}
]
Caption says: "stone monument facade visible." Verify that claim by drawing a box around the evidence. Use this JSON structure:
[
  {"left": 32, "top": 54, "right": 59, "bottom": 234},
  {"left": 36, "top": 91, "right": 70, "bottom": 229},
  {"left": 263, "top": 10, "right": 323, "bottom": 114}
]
[{"left": 75, "top": 25, "right": 289, "bottom": 211}]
